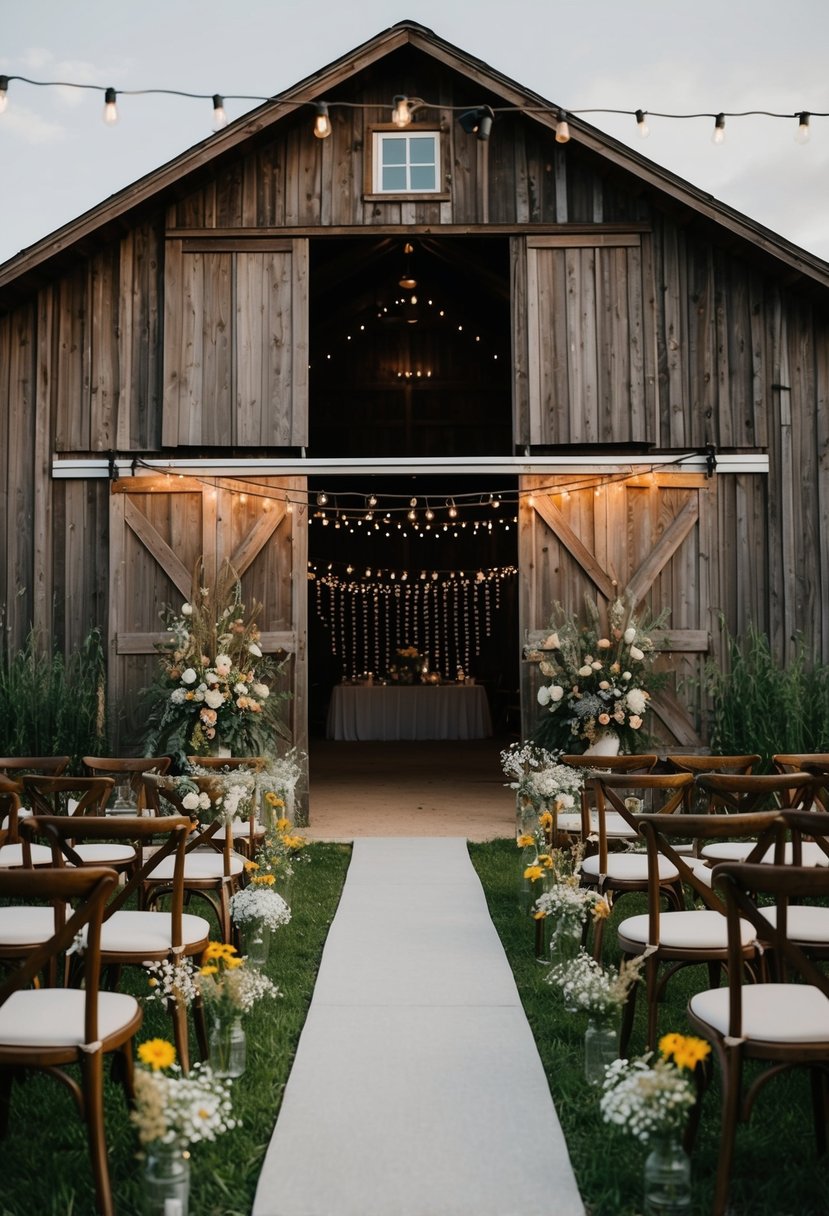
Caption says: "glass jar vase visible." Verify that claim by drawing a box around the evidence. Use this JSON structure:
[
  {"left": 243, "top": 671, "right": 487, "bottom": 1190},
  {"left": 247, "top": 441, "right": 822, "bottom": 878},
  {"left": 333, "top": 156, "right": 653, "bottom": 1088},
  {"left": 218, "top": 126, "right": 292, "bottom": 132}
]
[
  {"left": 242, "top": 918, "right": 271, "bottom": 969},
  {"left": 643, "top": 1134, "right": 692, "bottom": 1214},
  {"left": 584, "top": 1015, "right": 618, "bottom": 1087},
  {"left": 143, "top": 1143, "right": 190, "bottom": 1216},
  {"left": 209, "top": 1014, "right": 247, "bottom": 1079}
]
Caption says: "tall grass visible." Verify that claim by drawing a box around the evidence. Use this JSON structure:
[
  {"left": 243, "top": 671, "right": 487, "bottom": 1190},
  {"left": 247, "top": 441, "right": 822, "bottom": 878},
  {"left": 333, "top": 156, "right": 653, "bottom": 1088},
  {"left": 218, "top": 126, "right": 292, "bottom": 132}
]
[
  {"left": 705, "top": 623, "right": 829, "bottom": 768},
  {"left": 0, "top": 628, "right": 107, "bottom": 769}
]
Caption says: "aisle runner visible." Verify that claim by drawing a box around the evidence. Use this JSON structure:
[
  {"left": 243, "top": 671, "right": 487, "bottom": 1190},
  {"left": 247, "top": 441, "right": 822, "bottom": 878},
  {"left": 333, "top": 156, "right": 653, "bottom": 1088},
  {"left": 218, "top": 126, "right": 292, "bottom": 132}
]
[{"left": 253, "top": 838, "right": 584, "bottom": 1216}]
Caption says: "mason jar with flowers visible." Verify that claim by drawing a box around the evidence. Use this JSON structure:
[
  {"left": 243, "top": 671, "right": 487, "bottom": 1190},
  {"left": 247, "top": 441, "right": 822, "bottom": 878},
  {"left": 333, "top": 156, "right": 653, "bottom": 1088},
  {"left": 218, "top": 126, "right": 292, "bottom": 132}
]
[
  {"left": 140, "top": 558, "right": 290, "bottom": 761},
  {"left": 529, "top": 596, "right": 669, "bottom": 754}
]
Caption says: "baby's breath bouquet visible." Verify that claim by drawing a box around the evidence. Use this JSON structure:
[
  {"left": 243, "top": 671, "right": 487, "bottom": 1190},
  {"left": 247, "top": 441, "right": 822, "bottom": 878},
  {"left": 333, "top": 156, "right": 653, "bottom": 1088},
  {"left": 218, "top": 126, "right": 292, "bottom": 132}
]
[
  {"left": 196, "top": 941, "right": 279, "bottom": 1016},
  {"left": 546, "top": 949, "right": 644, "bottom": 1017},
  {"left": 533, "top": 880, "right": 610, "bottom": 937},
  {"left": 140, "top": 558, "right": 290, "bottom": 759},
  {"left": 230, "top": 883, "right": 292, "bottom": 932},
  {"left": 600, "top": 1033, "right": 710, "bottom": 1142},
  {"left": 131, "top": 1039, "right": 236, "bottom": 1150},
  {"left": 529, "top": 595, "right": 669, "bottom": 753}
]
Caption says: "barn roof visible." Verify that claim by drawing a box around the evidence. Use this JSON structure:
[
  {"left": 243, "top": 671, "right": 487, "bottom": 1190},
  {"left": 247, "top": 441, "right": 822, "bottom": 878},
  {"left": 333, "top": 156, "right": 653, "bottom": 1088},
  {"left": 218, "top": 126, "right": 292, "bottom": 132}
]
[{"left": 2, "top": 18, "right": 828, "bottom": 302}]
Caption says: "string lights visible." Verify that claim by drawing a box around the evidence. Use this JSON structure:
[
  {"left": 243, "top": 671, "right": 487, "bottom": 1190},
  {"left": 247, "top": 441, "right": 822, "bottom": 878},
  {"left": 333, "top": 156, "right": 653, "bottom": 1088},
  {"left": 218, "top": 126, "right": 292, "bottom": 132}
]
[{"left": 0, "top": 73, "right": 824, "bottom": 146}]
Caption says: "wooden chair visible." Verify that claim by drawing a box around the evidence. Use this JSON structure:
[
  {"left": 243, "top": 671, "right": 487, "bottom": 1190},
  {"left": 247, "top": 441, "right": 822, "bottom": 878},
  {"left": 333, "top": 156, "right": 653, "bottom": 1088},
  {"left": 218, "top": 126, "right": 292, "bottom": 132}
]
[
  {"left": 0, "top": 865, "right": 143, "bottom": 1216},
  {"left": 580, "top": 771, "right": 694, "bottom": 956},
  {"left": 186, "top": 755, "right": 267, "bottom": 858},
  {"left": 665, "top": 755, "right": 762, "bottom": 812},
  {"left": 774, "top": 754, "right": 829, "bottom": 811},
  {"left": 0, "top": 756, "right": 70, "bottom": 777},
  {"left": 0, "top": 775, "right": 53, "bottom": 869},
  {"left": 687, "top": 859, "right": 829, "bottom": 1216},
  {"left": 557, "top": 754, "right": 659, "bottom": 840},
  {"left": 694, "top": 772, "right": 817, "bottom": 862},
  {"left": 82, "top": 756, "right": 171, "bottom": 813},
  {"left": 21, "top": 814, "right": 209, "bottom": 1069},
  {"left": 142, "top": 773, "right": 249, "bottom": 940},
  {"left": 21, "top": 775, "right": 136, "bottom": 874},
  {"left": 751, "top": 808, "right": 829, "bottom": 962},
  {"left": 619, "top": 810, "right": 780, "bottom": 1050}
]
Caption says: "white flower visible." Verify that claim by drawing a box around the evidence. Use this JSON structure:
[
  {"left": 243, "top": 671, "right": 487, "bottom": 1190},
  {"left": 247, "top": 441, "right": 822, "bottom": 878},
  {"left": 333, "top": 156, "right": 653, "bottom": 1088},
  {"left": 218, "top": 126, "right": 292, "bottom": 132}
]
[
  {"left": 214, "top": 654, "right": 232, "bottom": 675},
  {"left": 626, "top": 688, "right": 648, "bottom": 715},
  {"left": 539, "top": 660, "right": 556, "bottom": 678},
  {"left": 591, "top": 661, "right": 602, "bottom": 671},
  {"left": 234, "top": 682, "right": 248, "bottom": 695},
  {"left": 622, "top": 671, "right": 632, "bottom": 681},
  {"left": 578, "top": 665, "right": 592, "bottom": 678},
  {"left": 204, "top": 688, "right": 224, "bottom": 710},
  {"left": 248, "top": 642, "right": 263, "bottom": 658},
  {"left": 230, "top": 885, "right": 292, "bottom": 931},
  {"left": 597, "top": 638, "right": 611, "bottom": 649},
  {"left": 181, "top": 603, "right": 193, "bottom": 616},
  {"left": 542, "top": 633, "right": 560, "bottom": 650},
  {"left": 550, "top": 685, "right": 564, "bottom": 702},
  {"left": 198, "top": 792, "right": 212, "bottom": 810},
  {"left": 181, "top": 668, "right": 197, "bottom": 685},
  {"left": 251, "top": 682, "right": 269, "bottom": 699},
  {"left": 170, "top": 688, "right": 187, "bottom": 704},
  {"left": 205, "top": 670, "right": 220, "bottom": 685},
  {"left": 537, "top": 685, "right": 552, "bottom": 706},
  {"left": 182, "top": 792, "right": 200, "bottom": 811},
  {"left": 623, "top": 627, "right": 636, "bottom": 645},
  {"left": 629, "top": 646, "right": 645, "bottom": 662}
]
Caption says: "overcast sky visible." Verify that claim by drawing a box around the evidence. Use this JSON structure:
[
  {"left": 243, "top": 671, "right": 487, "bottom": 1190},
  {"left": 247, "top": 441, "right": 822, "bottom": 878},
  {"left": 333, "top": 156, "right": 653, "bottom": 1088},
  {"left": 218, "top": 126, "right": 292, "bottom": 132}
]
[{"left": 2, "top": 0, "right": 829, "bottom": 266}]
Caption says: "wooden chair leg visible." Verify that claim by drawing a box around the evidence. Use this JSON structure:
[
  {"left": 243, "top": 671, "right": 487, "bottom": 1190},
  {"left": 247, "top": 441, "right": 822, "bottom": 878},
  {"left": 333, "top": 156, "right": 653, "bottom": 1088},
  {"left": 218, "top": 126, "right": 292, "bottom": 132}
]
[
  {"left": 193, "top": 993, "right": 209, "bottom": 1062},
  {"left": 170, "top": 995, "right": 191, "bottom": 1076},
  {"left": 645, "top": 955, "right": 660, "bottom": 1051},
  {"left": 0, "top": 1066, "right": 13, "bottom": 1137},
  {"left": 619, "top": 972, "right": 638, "bottom": 1057},
  {"left": 810, "top": 1066, "right": 829, "bottom": 1156},
  {"left": 707, "top": 959, "right": 721, "bottom": 989},
  {"left": 712, "top": 1047, "right": 743, "bottom": 1216},
  {"left": 82, "top": 1049, "right": 114, "bottom": 1216}
]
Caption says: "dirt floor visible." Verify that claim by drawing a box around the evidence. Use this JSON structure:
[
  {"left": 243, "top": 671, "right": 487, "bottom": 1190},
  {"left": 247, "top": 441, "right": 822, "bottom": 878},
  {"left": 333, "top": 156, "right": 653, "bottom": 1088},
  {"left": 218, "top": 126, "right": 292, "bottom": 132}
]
[{"left": 305, "top": 737, "right": 516, "bottom": 841}]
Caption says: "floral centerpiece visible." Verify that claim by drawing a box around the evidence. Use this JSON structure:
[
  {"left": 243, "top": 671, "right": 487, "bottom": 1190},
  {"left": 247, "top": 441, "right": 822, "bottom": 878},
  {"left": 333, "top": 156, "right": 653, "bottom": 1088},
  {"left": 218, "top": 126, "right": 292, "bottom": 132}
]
[
  {"left": 140, "top": 558, "right": 290, "bottom": 760},
  {"left": 546, "top": 948, "right": 644, "bottom": 1017},
  {"left": 528, "top": 596, "right": 669, "bottom": 753},
  {"left": 196, "top": 941, "right": 279, "bottom": 1015},
  {"left": 230, "top": 883, "right": 292, "bottom": 932},
  {"left": 388, "top": 645, "right": 424, "bottom": 684},
  {"left": 502, "top": 742, "right": 584, "bottom": 840},
  {"left": 600, "top": 1033, "right": 710, "bottom": 1142}
]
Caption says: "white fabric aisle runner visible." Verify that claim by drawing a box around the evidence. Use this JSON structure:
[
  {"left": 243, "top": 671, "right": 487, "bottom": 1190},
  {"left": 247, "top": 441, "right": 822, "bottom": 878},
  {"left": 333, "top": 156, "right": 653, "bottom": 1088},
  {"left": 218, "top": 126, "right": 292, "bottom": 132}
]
[{"left": 253, "top": 837, "right": 585, "bottom": 1216}]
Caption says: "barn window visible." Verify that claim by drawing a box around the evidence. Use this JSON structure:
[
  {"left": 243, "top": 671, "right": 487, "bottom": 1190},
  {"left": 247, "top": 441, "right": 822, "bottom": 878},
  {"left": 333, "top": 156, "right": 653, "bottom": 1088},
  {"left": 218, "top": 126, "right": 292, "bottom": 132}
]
[{"left": 372, "top": 130, "right": 441, "bottom": 193}]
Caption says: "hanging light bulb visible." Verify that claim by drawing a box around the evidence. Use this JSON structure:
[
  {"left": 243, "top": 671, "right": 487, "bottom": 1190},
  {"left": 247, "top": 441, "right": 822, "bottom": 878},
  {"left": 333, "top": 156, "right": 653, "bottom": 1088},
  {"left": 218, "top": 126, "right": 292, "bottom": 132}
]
[
  {"left": 408, "top": 508, "right": 417, "bottom": 522},
  {"left": 316, "top": 490, "right": 328, "bottom": 506},
  {"left": 212, "top": 94, "right": 228, "bottom": 131},
  {"left": 314, "top": 101, "right": 332, "bottom": 139},
  {"left": 447, "top": 498, "right": 458, "bottom": 519},
  {"left": 425, "top": 504, "right": 435, "bottom": 521},
  {"left": 635, "top": 109, "right": 650, "bottom": 138},
  {"left": 392, "top": 95, "right": 412, "bottom": 128},
  {"left": 0, "top": 76, "right": 8, "bottom": 115},
  {"left": 103, "top": 87, "right": 118, "bottom": 125},
  {"left": 410, "top": 497, "right": 418, "bottom": 508},
  {"left": 796, "top": 111, "right": 811, "bottom": 144},
  {"left": 368, "top": 493, "right": 378, "bottom": 507},
  {"left": 555, "top": 109, "right": 571, "bottom": 143},
  {"left": 712, "top": 113, "right": 726, "bottom": 144},
  {"left": 398, "top": 241, "right": 417, "bottom": 290}
]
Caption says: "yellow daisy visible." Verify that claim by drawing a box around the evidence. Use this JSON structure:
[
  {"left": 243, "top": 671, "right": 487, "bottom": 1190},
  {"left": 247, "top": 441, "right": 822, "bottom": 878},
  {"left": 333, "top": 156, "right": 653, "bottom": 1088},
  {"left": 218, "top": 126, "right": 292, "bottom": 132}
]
[{"left": 137, "top": 1038, "right": 176, "bottom": 1071}]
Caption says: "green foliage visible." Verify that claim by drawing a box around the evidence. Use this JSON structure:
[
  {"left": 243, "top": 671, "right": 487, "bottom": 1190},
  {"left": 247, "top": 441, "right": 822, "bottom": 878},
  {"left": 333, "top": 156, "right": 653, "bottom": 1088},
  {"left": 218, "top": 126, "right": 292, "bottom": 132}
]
[
  {"left": 0, "top": 628, "right": 107, "bottom": 771},
  {"left": 705, "top": 622, "right": 829, "bottom": 769}
]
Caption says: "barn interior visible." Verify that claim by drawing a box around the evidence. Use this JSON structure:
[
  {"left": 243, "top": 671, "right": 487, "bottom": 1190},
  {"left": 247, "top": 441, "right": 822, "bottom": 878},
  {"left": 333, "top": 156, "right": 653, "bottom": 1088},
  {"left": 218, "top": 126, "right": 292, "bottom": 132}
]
[{"left": 306, "top": 236, "right": 519, "bottom": 733}]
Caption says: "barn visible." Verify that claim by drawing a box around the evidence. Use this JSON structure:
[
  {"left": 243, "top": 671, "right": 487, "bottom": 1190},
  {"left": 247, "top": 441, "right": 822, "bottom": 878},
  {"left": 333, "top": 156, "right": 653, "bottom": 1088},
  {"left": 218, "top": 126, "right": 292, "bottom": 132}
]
[{"left": 2, "top": 19, "right": 828, "bottom": 789}]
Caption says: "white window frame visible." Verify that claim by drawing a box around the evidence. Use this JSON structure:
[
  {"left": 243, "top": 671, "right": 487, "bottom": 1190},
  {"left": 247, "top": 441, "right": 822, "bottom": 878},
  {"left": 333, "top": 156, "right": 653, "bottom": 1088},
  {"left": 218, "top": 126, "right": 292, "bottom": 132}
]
[{"left": 371, "top": 129, "right": 442, "bottom": 195}]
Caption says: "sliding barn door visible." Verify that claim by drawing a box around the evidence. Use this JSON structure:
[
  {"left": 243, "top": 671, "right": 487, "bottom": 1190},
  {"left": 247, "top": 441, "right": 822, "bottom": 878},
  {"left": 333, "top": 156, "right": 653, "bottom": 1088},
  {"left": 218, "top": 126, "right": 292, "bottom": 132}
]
[
  {"left": 108, "top": 475, "right": 308, "bottom": 764},
  {"left": 518, "top": 472, "right": 716, "bottom": 748}
]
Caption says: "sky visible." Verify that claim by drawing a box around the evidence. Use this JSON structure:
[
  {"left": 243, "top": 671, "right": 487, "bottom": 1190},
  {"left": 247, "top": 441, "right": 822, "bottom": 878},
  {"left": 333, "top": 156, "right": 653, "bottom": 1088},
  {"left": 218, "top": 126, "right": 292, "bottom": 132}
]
[{"left": 2, "top": 0, "right": 829, "bottom": 266}]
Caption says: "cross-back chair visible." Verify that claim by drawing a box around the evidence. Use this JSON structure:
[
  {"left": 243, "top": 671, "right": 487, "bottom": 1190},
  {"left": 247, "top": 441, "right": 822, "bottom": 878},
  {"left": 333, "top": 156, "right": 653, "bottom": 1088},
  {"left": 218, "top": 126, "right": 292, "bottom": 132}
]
[
  {"left": 556, "top": 754, "right": 659, "bottom": 841},
  {"left": 82, "top": 756, "right": 171, "bottom": 813},
  {"left": 0, "top": 865, "right": 143, "bottom": 1216},
  {"left": 0, "top": 756, "right": 70, "bottom": 778},
  {"left": 687, "top": 859, "right": 829, "bottom": 1216},
  {"left": 694, "top": 772, "right": 817, "bottom": 862},
  {"left": 773, "top": 755, "right": 829, "bottom": 812},
  {"left": 618, "top": 810, "right": 781, "bottom": 1051},
  {"left": 665, "top": 755, "right": 762, "bottom": 813},
  {"left": 142, "top": 772, "right": 250, "bottom": 940},
  {"left": 0, "top": 774, "right": 53, "bottom": 869},
  {"left": 21, "top": 814, "right": 209, "bottom": 1069},
  {"left": 21, "top": 775, "right": 137, "bottom": 874},
  {"left": 580, "top": 771, "right": 694, "bottom": 956},
  {"left": 749, "top": 808, "right": 829, "bottom": 963},
  {"left": 186, "top": 755, "right": 267, "bottom": 859},
  {"left": 0, "top": 776, "right": 60, "bottom": 979}
]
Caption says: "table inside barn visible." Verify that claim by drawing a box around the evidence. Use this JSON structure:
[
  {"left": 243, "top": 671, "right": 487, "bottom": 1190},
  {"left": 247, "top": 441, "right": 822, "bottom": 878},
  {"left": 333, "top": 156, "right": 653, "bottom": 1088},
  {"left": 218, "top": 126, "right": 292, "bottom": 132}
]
[{"left": 326, "top": 683, "right": 493, "bottom": 741}]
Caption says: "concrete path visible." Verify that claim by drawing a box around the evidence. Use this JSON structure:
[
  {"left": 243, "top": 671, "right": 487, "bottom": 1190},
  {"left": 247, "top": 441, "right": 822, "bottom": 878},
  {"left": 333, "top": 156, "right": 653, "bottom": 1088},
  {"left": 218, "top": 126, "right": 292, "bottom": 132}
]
[{"left": 253, "top": 837, "right": 584, "bottom": 1216}]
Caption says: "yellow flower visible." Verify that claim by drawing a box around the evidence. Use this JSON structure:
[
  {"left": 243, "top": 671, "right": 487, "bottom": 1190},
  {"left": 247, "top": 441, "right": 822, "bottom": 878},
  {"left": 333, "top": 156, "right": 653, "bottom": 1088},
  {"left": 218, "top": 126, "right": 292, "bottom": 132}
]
[
  {"left": 224, "top": 955, "right": 244, "bottom": 969},
  {"left": 592, "top": 897, "right": 611, "bottom": 922},
  {"left": 147, "top": 977, "right": 158, "bottom": 988},
  {"left": 265, "top": 792, "right": 284, "bottom": 808},
  {"left": 283, "top": 835, "right": 305, "bottom": 850},
  {"left": 203, "top": 941, "right": 228, "bottom": 961},
  {"left": 199, "top": 964, "right": 219, "bottom": 977},
  {"left": 517, "top": 834, "right": 535, "bottom": 848},
  {"left": 539, "top": 811, "right": 554, "bottom": 830},
  {"left": 523, "top": 864, "right": 543, "bottom": 882},
  {"left": 276, "top": 817, "right": 290, "bottom": 831},
  {"left": 532, "top": 909, "right": 547, "bottom": 920},
  {"left": 252, "top": 873, "right": 276, "bottom": 886},
  {"left": 659, "top": 1032, "right": 684, "bottom": 1058},
  {"left": 660, "top": 1032, "right": 711, "bottom": 1071},
  {"left": 137, "top": 1038, "right": 176, "bottom": 1071},
  {"left": 538, "top": 854, "right": 554, "bottom": 869},
  {"left": 244, "top": 860, "right": 260, "bottom": 872}
]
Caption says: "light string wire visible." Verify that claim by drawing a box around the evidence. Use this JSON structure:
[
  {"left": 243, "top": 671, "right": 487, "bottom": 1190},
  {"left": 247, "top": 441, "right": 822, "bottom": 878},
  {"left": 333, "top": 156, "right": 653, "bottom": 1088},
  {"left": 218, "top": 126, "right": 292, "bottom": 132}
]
[{"left": 0, "top": 75, "right": 825, "bottom": 130}]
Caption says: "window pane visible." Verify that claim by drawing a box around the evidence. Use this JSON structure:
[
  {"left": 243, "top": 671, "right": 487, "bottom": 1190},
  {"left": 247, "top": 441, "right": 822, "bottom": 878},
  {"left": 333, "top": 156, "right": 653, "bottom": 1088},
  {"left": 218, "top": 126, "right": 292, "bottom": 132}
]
[
  {"left": 382, "top": 138, "right": 407, "bottom": 166},
  {"left": 382, "top": 165, "right": 407, "bottom": 191},
  {"left": 409, "top": 137, "right": 436, "bottom": 165},
  {"left": 410, "top": 165, "right": 436, "bottom": 191}
]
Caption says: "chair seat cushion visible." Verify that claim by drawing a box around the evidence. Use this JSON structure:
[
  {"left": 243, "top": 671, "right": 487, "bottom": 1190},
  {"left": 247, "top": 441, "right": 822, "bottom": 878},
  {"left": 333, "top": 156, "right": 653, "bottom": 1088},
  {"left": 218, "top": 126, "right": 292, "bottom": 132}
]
[
  {"left": 0, "top": 989, "right": 140, "bottom": 1048},
  {"left": 0, "top": 843, "right": 53, "bottom": 868},
  {"left": 81, "top": 910, "right": 211, "bottom": 955},
  {"left": 555, "top": 812, "right": 582, "bottom": 833},
  {"left": 73, "top": 843, "right": 136, "bottom": 864},
  {"left": 690, "top": 983, "right": 829, "bottom": 1042},
  {"left": 619, "top": 909, "right": 756, "bottom": 950},
  {"left": 760, "top": 905, "right": 829, "bottom": 943},
  {"left": 581, "top": 853, "right": 678, "bottom": 882},
  {"left": 0, "top": 905, "right": 66, "bottom": 947},
  {"left": 702, "top": 841, "right": 829, "bottom": 866},
  {"left": 683, "top": 856, "right": 714, "bottom": 887},
  {"left": 149, "top": 852, "right": 244, "bottom": 879},
  {"left": 212, "top": 820, "right": 265, "bottom": 840}
]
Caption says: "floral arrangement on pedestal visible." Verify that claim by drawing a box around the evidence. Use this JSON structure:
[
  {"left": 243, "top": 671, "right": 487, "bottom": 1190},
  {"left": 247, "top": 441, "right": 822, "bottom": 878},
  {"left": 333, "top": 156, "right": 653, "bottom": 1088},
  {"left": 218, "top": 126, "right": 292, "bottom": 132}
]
[
  {"left": 528, "top": 596, "right": 669, "bottom": 754},
  {"left": 388, "top": 645, "right": 425, "bottom": 684},
  {"left": 140, "top": 559, "right": 290, "bottom": 761}
]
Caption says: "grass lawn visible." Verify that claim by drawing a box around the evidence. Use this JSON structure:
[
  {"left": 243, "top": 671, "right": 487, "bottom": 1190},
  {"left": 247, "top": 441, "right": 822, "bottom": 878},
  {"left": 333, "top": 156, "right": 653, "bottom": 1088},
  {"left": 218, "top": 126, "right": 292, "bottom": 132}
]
[
  {"left": 469, "top": 837, "right": 829, "bottom": 1216},
  {"left": 0, "top": 842, "right": 351, "bottom": 1216}
]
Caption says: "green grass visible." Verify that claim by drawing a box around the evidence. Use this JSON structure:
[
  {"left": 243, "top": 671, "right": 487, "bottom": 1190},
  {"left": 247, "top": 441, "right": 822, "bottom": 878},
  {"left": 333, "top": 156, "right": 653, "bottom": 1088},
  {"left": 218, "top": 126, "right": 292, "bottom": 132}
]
[
  {"left": 0, "top": 842, "right": 351, "bottom": 1216},
  {"left": 469, "top": 838, "right": 829, "bottom": 1216}
]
